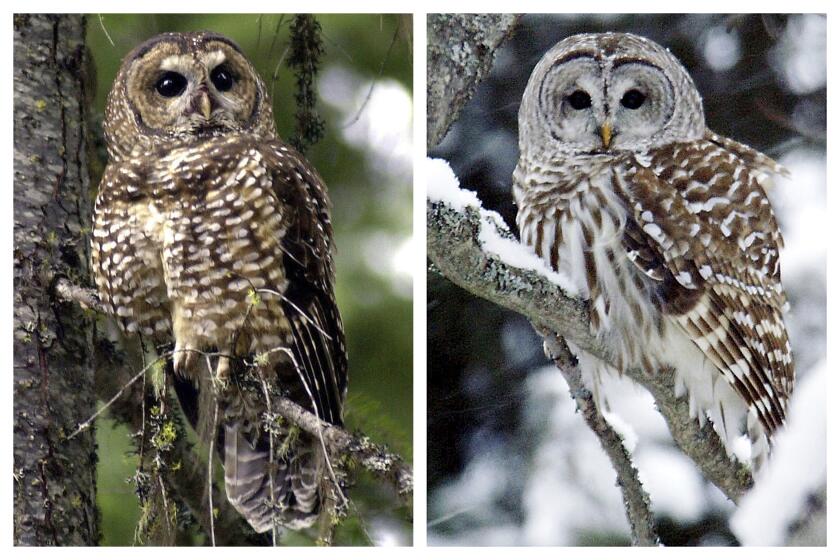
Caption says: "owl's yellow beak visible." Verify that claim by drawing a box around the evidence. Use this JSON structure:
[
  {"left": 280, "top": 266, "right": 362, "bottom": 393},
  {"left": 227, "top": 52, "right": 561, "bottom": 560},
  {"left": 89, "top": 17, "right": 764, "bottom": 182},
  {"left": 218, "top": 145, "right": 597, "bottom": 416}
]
[
  {"left": 600, "top": 122, "right": 613, "bottom": 149},
  {"left": 198, "top": 92, "right": 212, "bottom": 120}
]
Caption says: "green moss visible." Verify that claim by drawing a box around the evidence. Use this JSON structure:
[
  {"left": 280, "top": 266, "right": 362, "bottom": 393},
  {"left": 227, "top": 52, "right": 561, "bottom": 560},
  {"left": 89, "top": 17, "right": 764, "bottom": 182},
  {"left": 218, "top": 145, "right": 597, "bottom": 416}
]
[
  {"left": 246, "top": 287, "right": 261, "bottom": 307},
  {"left": 149, "top": 359, "right": 166, "bottom": 398},
  {"left": 152, "top": 420, "right": 177, "bottom": 450},
  {"left": 278, "top": 425, "right": 300, "bottom": 459}
]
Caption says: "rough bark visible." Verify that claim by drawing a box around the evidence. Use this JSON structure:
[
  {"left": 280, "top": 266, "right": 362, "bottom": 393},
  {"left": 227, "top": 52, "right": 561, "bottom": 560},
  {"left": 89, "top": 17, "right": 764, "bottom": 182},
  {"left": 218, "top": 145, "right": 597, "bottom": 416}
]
[
  {"left": 426, "top": 14, "right": 520, "bottom": 148},
  {"left": 13, "top": 14, "right": 98, "bottom": 545}
]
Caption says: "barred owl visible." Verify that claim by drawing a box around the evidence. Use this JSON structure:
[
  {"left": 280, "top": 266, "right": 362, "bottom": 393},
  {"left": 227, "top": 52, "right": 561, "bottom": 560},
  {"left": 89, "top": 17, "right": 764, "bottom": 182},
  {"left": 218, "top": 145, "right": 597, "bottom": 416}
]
[
  {"left": 91, "top": 31, "right": 347, "bottom": 532},
  {"left": 513, "top": 33, "right": 794, "bottom": 467}
]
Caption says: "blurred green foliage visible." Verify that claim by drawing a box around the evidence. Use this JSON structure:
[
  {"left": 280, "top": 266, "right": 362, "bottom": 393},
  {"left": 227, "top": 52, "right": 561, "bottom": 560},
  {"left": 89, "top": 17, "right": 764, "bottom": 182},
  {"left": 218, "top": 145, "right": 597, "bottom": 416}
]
[{"left": 87, "top": 13, "right": 412, "bottom": 545}]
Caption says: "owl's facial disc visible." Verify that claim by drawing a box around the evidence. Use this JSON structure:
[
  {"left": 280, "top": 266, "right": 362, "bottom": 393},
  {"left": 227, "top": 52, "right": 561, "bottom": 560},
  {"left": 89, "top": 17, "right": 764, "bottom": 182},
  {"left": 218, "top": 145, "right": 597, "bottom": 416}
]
[
  {"left": 535, "top": 44, "right": 681, "bottom": 154},
  {"left": 605, "top": 61, "right": 675, "bottom": 150},
  {"left": 540, "top": 57, "right": 610, "bottom": 153},
  {"left": 125, "top": 39, "right": 261, "bottom": 138}
]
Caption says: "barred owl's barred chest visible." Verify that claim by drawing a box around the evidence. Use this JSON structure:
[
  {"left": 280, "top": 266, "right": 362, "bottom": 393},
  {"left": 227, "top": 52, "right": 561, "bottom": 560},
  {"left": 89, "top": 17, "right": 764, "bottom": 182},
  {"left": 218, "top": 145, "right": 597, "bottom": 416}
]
[
  {"left": 514, "top": 138, "right": 794, "bottom": 453},
  {"left": 91, "top": 134, "right": 311, "bottom": 364},
  {"left": 514, "top": 154, "right": 663, "bottom": 372},
  {"left": 513, "top": 31, "right": 795, "bottom": 469}
]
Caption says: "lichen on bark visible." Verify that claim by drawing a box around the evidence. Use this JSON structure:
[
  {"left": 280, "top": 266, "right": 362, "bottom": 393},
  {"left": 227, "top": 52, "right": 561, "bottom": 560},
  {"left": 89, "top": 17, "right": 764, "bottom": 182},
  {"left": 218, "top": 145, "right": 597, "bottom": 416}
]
[{"left": 426, "top": 14, "right": 520, "bottom": 148}]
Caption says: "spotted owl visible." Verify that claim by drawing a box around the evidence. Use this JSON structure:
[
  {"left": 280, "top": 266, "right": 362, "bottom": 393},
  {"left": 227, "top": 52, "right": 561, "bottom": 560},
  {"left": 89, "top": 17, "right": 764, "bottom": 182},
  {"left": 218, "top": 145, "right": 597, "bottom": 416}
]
[
  {"left": 513, "top": 33, "right": 794, "bottom": 467},
  {"left": 91, "top": 31, "right": 347, "bottom": 533}
]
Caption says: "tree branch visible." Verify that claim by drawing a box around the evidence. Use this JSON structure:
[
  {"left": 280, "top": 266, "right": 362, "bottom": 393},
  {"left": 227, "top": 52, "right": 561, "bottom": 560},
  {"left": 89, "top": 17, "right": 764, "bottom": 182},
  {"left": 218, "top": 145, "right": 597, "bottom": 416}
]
[
  {"left": 426, "top": 14, "right": 521, "bottom": 148},
  {"left": 54, "top": 279, "right": 413, "bottom": 509},
  {"left": 91, "top": 336, "right": 265, "bottom": 545},
  {"left": 542, "top": 334, "right": 658, "bottom": 546},
  {"left": 273, "top": 398, "right": 413, "bottom": 504},
  {"left": 427, "top": 198, "right": 753, "bottom": 503}
]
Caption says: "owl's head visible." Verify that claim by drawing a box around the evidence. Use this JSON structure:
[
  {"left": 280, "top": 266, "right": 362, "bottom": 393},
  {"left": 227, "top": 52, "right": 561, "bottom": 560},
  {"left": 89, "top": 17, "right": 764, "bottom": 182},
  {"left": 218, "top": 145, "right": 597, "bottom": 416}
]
[
  {"left": 519, "top": 32, "right": 705, "bottom": 157},
  {"left": 104, "top": 31, "right": 276, "bottom": 158}
]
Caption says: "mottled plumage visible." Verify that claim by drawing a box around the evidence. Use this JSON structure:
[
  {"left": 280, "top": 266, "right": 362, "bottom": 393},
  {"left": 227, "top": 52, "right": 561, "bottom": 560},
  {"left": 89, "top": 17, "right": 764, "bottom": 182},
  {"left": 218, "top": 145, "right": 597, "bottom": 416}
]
[
  {"left": 513, "top": 33, "right": 793, "bottom": 466},
  {"left": 91, "top": 32, "right": 346, "bottom": 532}
]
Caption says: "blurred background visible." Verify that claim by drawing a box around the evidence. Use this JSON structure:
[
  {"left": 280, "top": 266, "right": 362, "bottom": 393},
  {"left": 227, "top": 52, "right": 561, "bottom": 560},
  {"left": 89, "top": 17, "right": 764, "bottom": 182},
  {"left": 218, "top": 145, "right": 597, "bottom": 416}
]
[
  {"left": 87, "top": 14, "right": 413, "bottom": 545},
  {"left": 428, "top": 14, "right": 825, "bottom": 546}
]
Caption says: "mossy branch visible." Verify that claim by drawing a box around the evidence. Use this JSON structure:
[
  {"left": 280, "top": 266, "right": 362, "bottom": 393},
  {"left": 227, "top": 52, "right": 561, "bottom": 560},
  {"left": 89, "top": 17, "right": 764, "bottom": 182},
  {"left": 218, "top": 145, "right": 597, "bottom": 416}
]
[
  {"left": 90, "top": 337, "right": 265, "bottom": 545},
  {"left": 54, "top": 278, "right": 413, "bottom": 516},
  {"left": 286, "top": 14, "right": 325, "bottom": 154}
]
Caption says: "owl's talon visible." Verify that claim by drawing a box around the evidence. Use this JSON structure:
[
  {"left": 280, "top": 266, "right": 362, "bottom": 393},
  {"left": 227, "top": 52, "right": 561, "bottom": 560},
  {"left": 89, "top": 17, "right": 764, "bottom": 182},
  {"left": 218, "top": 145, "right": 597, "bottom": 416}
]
[{"left": 173, "top": 344, "right": 197, "bottom": 377}]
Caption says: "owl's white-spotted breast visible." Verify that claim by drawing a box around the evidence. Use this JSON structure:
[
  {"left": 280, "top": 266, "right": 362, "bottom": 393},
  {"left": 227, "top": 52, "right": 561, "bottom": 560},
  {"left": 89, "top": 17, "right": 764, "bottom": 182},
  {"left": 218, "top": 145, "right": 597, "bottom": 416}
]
[
  {"left": 513, "top": 32, "right": 794, "bottom": 467},
  {"left": 91, "top": 31, "right": 347, "bottom": 532}
]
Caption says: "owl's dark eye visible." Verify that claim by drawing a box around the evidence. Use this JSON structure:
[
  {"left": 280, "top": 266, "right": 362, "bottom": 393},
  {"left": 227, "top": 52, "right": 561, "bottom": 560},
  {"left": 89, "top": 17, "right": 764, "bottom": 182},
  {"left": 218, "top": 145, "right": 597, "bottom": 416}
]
[
  {"left": 210, "top": 65, "right": 234, "bottom": 92},
  {"left": 567, "top": 90, "right": 592, "bottom": 110},
  {"left": 621, "top": 89, "right": 646, "bottom": 109},
  {"left": 155, "top": 72, "right": 187, "bottom": 97}
]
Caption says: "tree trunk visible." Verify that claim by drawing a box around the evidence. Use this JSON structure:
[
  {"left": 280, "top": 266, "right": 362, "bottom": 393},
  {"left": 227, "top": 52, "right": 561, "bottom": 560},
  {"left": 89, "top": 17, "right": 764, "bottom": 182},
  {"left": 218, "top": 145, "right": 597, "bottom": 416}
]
[{"left": 13, "top": 14, "right": 98, "bottom": 546}]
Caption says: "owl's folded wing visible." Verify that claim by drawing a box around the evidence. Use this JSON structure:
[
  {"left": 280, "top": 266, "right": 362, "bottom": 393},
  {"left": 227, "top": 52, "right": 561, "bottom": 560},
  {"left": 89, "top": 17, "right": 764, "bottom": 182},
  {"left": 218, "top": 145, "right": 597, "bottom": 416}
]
[
  {"left": 616, "top": 139, "right": 793, "bottom": 435},
  {"left": 266, "top": 142, "right": 348, "bottom": 426}
]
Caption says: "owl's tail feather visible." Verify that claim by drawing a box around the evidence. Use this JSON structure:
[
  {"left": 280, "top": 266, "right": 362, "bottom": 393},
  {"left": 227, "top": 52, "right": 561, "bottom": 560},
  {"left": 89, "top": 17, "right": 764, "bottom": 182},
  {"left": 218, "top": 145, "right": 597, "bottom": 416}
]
[
  {"left": 223, "top": 421, "right": 321, "bottom": 533},
  {"left": 172, "top": 362, "right": 323, "bottom": 533}
]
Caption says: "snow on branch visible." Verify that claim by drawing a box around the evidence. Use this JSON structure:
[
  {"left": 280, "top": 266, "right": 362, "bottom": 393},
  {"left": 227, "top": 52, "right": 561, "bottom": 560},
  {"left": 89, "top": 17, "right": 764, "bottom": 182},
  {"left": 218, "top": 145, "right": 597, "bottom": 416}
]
[{"left": 426, "top": 157, "right": 753, "bottom": 504}]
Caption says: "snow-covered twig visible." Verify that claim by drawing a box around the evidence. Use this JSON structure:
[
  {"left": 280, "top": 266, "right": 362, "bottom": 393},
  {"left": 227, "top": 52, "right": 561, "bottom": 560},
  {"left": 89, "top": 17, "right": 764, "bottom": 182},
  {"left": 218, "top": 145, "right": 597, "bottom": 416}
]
[
  {"left": 426, "top": 164, "right": 753, "bottom": 503},
  {"left": 542, "top": 334, "right": 659, "bottom": 546}
]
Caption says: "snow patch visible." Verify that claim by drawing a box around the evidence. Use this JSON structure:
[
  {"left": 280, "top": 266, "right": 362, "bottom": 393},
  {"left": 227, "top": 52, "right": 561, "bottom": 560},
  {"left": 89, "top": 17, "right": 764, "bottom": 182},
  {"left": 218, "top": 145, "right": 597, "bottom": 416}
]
[
  {"left": 602, "top": 410, "right": 638, "bottom": 453},
  {"left": 521, "top": 368, "right": 630, "bottom": 544},
  {"left": 730, "top": 361, "right": 826, "bottom": 545},
  {"left": 775, "top": 148, "right": 826, "bottom": 278},
  {"left": 426, "top": 157, "right": 482, "bottom": 211},
  {"left": 636, "top": 447, "right": 707, "bottom": 522},
  {"left": 427, "top": 157, "right": 577, "bottom": 295}
]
